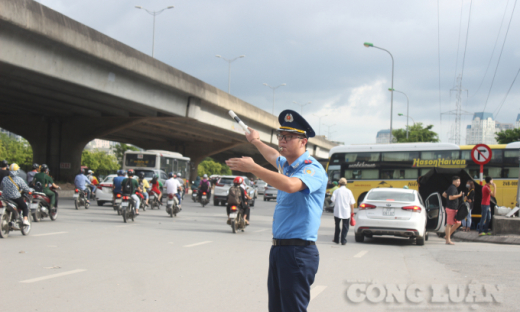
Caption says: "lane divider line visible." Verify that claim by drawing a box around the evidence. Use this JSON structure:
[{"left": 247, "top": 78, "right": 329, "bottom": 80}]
[
  {"left": 183, "top": 241, "right": 212, "bottom": 248},
  {"left": 354, "top": 250, "right": 368, "bottom": 258},
  {"left": 20, "top": 269, "right": 86, "bottom": 283},
  {"left": 32, "top": 232, "right": 68, "bottom": 237},
  {"left": 310, "top": 285, "right": 327, "bottom": 301}
]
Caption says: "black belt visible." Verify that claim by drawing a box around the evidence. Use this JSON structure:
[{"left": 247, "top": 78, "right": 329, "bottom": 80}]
[{"left": 272, "top": 239, "right": 316, "bottom": 246}]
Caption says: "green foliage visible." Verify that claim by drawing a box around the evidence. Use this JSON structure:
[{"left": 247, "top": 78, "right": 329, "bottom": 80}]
[
  {"left": 0, "top": 133, "right": 33, "bottom": 170},
  {"left": 81, "top": 150, "right": 119, "bottom": 177},
  {"left": 112, "top": 143, "right": 140, "bottom": 167},
  {"left": 197, "top": 157, "right": 232, "bottom": 177},
  {"left": 495, "top": 128, "right": 520, "bottom": 144},
  {"left": 392, "top": 123, "right": 439, "bottom": 143}
]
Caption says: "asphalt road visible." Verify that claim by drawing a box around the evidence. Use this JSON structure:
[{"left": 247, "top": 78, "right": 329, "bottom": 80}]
[{"left": 1, "top": 196, "right": 519, "bottom": 311}]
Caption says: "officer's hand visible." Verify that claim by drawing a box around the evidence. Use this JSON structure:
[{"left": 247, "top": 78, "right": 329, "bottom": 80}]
[
  {"left": 245, "top": 127, "right": 260, "bottom": 143},
  {"left": 226, "top": 157, "right": 257, "bottom": 173}
]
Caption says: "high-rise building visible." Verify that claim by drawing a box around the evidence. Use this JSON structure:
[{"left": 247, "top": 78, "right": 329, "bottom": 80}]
[
  {"left": 465, "top": 112, "right": 497, "bottom": 145},
  {"left": 516, "top": 114, "right": 520, "bottom": 129},
  {"left": 0, "top": 128, "right": 22, "bottom": 141},
  {"left": 84, "top": 139, "right": 118, "bottom": 155},
  {"left": 376, "top": 129, "right": 391, "bottom": 144}
]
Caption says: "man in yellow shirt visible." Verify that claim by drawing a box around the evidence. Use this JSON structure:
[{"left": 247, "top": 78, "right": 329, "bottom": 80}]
[{"left": 138, "top": 172, "right": 150, "bottom": 206}]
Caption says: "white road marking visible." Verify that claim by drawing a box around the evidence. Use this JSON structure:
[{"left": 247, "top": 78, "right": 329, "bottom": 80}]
[
  {"left": 20, "top": 269, "right": 86, "bottom": 283},
  {"left": 254, "top": 228, "right": 269, "bottom": 233},
  {"left": 32, "top": 232, "right": 68, "bottom": 237},
  {"left": 310, "top": 285, "right": 327, "bottom": 301},
  {"left": 116, "top": 224, "right": 137, "bottom": 228},
  {"left": 183, "top": 241, "right": 212, "bottom": 248},
  {"left": 354, "top": 250, "right": 368, "bottom": 258}
]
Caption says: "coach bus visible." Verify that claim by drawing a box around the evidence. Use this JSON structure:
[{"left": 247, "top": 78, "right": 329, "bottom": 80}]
[
  {"left": 326, "top": 142, "right": 519, "bottom": 209},
  {"left": 123, "top": 150, "right": 191, "bottom": 181}
]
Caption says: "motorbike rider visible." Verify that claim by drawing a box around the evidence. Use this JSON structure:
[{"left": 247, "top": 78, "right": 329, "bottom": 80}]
[
  {"left": 165, "top": 172, "right": 181, "bottom": 207},
  {"left": 176, "top": 172, "right": 185, "bottom": 199},
  {"left": 74, "top": 169, "right": 92, "bottom": 204},
  {"left": 240, "top": 180, "right": 252, "bottom": 224},
  {"left": 138, "top": 172, "right": 150, "bottom": 207},
  {"left": 198, "top": 174, "right": 211, "bottom": 202},
  {"left": 112, "top": 170, "right": 125, "bottom": 201},
  {"left": 226, "top": 177, "right": 248, "bottom": 225},
  {"left": 0, "top": 160, "right": 9, "bottom": 181},
  {"left": 33, "top": 164, "right": 60, "bottom": 209},
  {"left": 26, "top": 163, "right": 40, "bottom": 186},
  {"left": 121, "top": 169, "right": 141, "bottom": 215},
  {"left": 150, "top": 174, "right": 163, "bottom": 204},
  {"left": 86, "top": 170, "right": 97, "bottom": 196},
  {"left": 0, "top": 163, "right": 32, "bottom": 226}
]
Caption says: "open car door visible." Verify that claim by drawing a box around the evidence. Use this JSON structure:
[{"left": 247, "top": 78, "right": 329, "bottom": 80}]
[{"left": 425, "top": 192, "right": 445, "bottom": 233}]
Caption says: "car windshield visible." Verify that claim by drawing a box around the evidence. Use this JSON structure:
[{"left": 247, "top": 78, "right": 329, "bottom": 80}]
[
  {"left": 103, "top": 176, "right": 114, "bottom": 183},
  {"left": 134, "top": 170, "right": 155, "bottom": 179},
  {"left": 366, "top": 191, "right": 415, "bottom": 202},
  {"left": 219, "top": 178, "right": 235, "bottom": 185}
]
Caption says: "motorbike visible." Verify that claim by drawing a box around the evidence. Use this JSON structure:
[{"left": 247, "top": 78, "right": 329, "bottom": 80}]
[
  {"left": 323, "top": 193, "right": 334, "bottom": 213},
  {"left": 165, "top": 194, "right": 180, "bottom": 217},
  {"left": 149, "top": 191, "right": 161, "bottom": 210},
  {"left": 121, "top": 194, "right": 136, "bottom": 223},
  {"left": 200, "top": 191, "right": 209, "bottom": 207},
  {"left": 113, "top": 192, "right": 122, "bottom": 215},
  {"left": 0, "top": 191, "right": 32, "bottom": 238},
  {"left": 229, "top": 204, "right": 247, "bottom": 234},
  {"left": 191, "top": 189, "right": 199, "bottom": 202},
  {"left": 73, "top": 188, "right": 90, "bottom": 209},
  {"left": 31, "top": 190, "right": 58, "bottom": 222},
  {"left": 136, "top": 192, "right": 146, "bottom": 212}
]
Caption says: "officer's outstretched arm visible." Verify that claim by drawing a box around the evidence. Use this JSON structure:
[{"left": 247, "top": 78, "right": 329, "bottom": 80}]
[{"left": 245, "top": 127, "right": 279, "bottom": 168}]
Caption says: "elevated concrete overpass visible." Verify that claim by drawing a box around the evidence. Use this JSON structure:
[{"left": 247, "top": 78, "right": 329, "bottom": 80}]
[{"left": 0, "top": 0, "right": 336, "bottom": 181}]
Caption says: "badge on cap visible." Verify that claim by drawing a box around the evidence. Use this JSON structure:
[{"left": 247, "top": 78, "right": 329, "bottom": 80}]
[{"left": 284, "top": 113, "right": 294, "bottom": 123}]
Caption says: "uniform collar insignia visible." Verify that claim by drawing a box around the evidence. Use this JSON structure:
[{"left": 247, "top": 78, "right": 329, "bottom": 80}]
[
  {"left": 292, "top": 162, "right": 300, "bottom": 169},
  {"left": 304, "top": 159, "right": 312, "bottom": 164}
]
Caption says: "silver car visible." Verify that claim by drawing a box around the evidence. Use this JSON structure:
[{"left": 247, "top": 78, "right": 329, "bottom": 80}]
[
  {"left": 255, "top": 180, "right": 267, "bottom": 195},
  {"left": 263, "top": 184, "right": 277, "bottom": 201},
  {"left": 213, "top": 175, "right": 256, "bottom": 207}
]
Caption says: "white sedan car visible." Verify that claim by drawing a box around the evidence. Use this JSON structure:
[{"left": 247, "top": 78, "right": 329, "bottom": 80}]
[
  {"left": 95, "top": 174, "right": 118, "bottom": 206},
  {"left": 354, "top": 188, "right": 445, "bottom": 246}
]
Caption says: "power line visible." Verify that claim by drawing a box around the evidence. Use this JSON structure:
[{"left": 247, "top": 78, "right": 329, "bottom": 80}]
[
  {"left": 468, "top": 0, "right": 510, "bottom": 99},
  {"left": 494, "top": 66, "right": 520, "bottom": 118},
  {"left": 460, "top": 0, "right": 473, "bottom": 84},
  {"left": 453, "top": 0, "right": 464, "bottom": 86},
  {"left": 482, "top": 0, "right": 518, "bottom": 113},
  {"left": 438, "top": 0, "right": 442, "bottom": 135}
]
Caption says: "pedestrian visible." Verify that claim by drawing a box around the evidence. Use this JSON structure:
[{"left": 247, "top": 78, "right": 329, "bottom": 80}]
[
  {"left": 331, "top": 178, "right": 355, "bottom": 245},
  {"left": 444, "top": 176, "right": 463, "bottom": 245},
  {"left": 462, "top": 180, "right": 475, "bottom": 232},
  {"left": 226, "top": 109, "right": 327, "bottom": 312},
  {"left": 479, "top": 176, "right": 496, "bottom": 236}
]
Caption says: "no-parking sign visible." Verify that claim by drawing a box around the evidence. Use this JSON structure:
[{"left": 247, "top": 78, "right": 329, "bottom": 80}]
[{"left": 471, "top": 144, "right": 492, "bottom": 184}]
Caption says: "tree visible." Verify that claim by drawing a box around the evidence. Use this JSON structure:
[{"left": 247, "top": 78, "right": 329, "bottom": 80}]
[
  {"left": 0, "top": 133, "right": 33, "bottom": 170},
  {"left": 81, "top": 150, "right": 119, "bottom": 178},
  {"left": 392, "top": 123, "right": 439, "bottom": 143},
  {"left": 112, "top": 143, "right": 140, "bottom": 167},
  {"left": 496, "top": 128, "right": 520, "bottom": 144},
  {"left": 197, "top": 157, "right": 232, "bottom": 176}
]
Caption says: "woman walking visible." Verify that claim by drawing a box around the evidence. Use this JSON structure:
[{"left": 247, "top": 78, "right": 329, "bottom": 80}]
[{"left": 462, "top": 181, "right": 475, "bottom": 232}]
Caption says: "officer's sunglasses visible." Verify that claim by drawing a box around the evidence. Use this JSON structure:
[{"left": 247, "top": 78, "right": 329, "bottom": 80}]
[{"left": 276, "top": 134, "right": 305, "bottom": 141}]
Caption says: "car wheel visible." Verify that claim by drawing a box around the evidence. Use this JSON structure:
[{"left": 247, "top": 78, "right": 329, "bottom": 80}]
[
  {"left": 214, "top": 200, "right": 219, "bottom": 206},
  {"left": 97, "top": 201, "right": 104, "bottom": 206},
  {"left": 263, "top": 198, "right": 266, "bottom": 202},
  {"left": 355, "top": 233, "right": 364, "bottom": 243},
  {"left": 416, "top": 235, "right": 425, "bottom": 246}
]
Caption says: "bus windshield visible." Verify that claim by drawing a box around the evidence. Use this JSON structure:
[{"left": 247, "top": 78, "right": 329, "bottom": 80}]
[{"left": 125, "top": 154, "right": 156, "bottom": 168}]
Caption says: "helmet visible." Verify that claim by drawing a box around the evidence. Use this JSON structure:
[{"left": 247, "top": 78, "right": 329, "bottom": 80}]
[
  {"left": 168, "top": 172, "right": 174, "bottom": 178},
  {"left": 0, "top": 160, "right": 8, "bottom": 167},
  {"left": 9, "top": 163, "right": 20, "bottom": 171},
  {"left": 138, "top": 172, "right": 145, "bottom": 179},
  {"left": 203, "top": 174, "right": 208, "bottom": 178},
  {"left": 41, "top": 164, "right": 49, "bottom": 171},
  {"left": 32, "top": 163, "right": 40, "bottom": 170},
  {"left": 177, "top": 172, "right": 182, "bottom": 177},
  {"left": 127, "top": 169, "right": 134, "bottom": 176},
  {"left": 233, "top": 177, "right": 243, "bottom": 185},
  {"left": 88, "top": 170, "right": 93, "bottom": 174},
  {"left": 153, "top": 173, "right": 159, "bottom": 179}
]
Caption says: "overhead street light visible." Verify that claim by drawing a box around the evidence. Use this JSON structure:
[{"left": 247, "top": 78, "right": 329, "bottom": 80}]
[
  {"left": 313, "top": 114, "right": 328, "bottom": 136},
  {"left": 215, "top": 55, "right": 245, "bottom": 94},
  {"left": 364, "top": 42, "right": 394, "bottom": 143},
  {"left": 263, "top": 83, "right": 286, "bottom": 115},
  {"left": 293, "top": 101, "right": 311, "bottom": 114},
  {"left": 135, "top": 5, "right": 174, "bottom": 58},
  {"left": 322, "top": 123, "right": 336, "bottom": 138},
  {"left": 389, "top": 88, "right": 410, "bottom": 139},
  {"left": 398, "top": 113, "right": 416, "bottom": 141}
]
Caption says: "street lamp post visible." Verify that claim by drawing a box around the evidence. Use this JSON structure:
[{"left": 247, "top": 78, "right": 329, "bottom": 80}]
[
  {"left": 313, "top": 114, "right": 328, "bottom": 136},
  {"left": 389, "top": 88, "right": 409, "bottom": 138},
  {"left": 293, "top": 101, "right": 311, "bottom": 115},
  {"left": 398, "top": 113, "right": 416, "bottom": 140},
  {"left": 135, "top": 5, "right": 174, "bottom": 58},
  {"left": 322, "top": 124, "right": 336, "bottom": 138},
  {"left": 215, "top": 55, "right": 245, "bottom": 94},
  {"left": 364, "top": 42, "right": 394, "bottom": 143},
  {"left": 263, "top": 83, "right": 286, "bottom": 115}
]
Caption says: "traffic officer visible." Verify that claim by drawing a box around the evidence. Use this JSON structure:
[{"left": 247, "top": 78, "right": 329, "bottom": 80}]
[{"left": 226, "top": 109, "right": 327, "bottom": 312}]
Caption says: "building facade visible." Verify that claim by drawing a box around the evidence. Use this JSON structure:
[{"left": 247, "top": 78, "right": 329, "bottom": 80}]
[
  {"left": 465, "top": 112, "right": 519, "bottom": 145},
  {"left": 376, "top": 129, "right": 392, "bottom": 144}
]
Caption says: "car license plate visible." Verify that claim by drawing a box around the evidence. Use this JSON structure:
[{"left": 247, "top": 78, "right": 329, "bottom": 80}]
[
  {"left": 202, "top": 196, "right": 207, "bottom": 200},
  {"left": 122, "top": 202, "right": 129, "bottom": 207},
  {"left": 30, "top": 203, "right": 39, "bottom": 209},
  {"left": 167, "top": 200, "right": 173, "bottom": 205},
  {"left": 73, "top": 194, "right": 79, "bottom": 198},
  {"left": 229, "top": 213, "right": 236, "bottom": 218},
  {"left": 115, "top": 199, "right": 121, "bottom": 204},
  {"left": 383, "top": 208, "right": 395, "bottom": 216}
]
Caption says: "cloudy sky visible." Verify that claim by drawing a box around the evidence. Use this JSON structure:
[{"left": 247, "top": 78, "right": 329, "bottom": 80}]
[{"left": 35, "top": 0, "right": 520, "bottom": 145}]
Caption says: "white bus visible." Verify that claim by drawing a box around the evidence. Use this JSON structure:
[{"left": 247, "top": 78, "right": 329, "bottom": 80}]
[{"left": 123, "top": 150, "right": 191, "bottom": 181}]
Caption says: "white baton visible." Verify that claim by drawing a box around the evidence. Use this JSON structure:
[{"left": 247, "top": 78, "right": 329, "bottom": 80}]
[{"left": 228, "top": 110, "right": 251, "bottom": 134}]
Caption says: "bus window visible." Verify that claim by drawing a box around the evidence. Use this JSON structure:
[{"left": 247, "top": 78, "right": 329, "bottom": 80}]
[
  {"left": 420, "top": 169, "right": 433, "bottom": 176},
  {"left": 177, "top": 160, "right": 188, "bottom": 178},
  {"left": 125, "top": 154, "right": 156, "bottom": 168},
  {"left": 461, "top": 150, "right": 502, "bottom": 164},
  {"left": 422, "top": 150, "right": 460, "bottom": 160},
  {"left": 382, "top": 152, "right": 419, "bottom": 162},
  {"left": 344, "top": 169, "right": 379, "bottom": 180},
  {"left": 468, "top": 167, "right": 502, "bottom": 179},
  {"left": 380, "top": 169, "right": 418, "bottom": 179},
  {"left": 327, "top": 165, "right": 341, "bottom": 183},
  {"left": 503, "top": 167, "right": 519, "bottom": 178},
  {"left": 345, "top": 153, "right": 380, "bottom": 163},
  {"left": 504, "top": 150, "right": 519, "bottom": 165}
]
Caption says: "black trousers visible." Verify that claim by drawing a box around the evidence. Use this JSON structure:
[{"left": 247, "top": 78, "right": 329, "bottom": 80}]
[
  {"left": 334, "top": 217, "right": 350, "bottom": 244},
  {"left": 52, "top": 189, "right": 59, "bottom": 208},
  {"left": 11, "top": 197, "right": 29, "bottom": 219}
]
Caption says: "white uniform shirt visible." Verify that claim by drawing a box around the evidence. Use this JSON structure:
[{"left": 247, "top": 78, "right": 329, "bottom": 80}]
[
  {"left": 331, "top": 186, "right": 356, "bottom": 219},
  {"left": 165, "top": 178, "right": 180, "bottom": 195}
]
